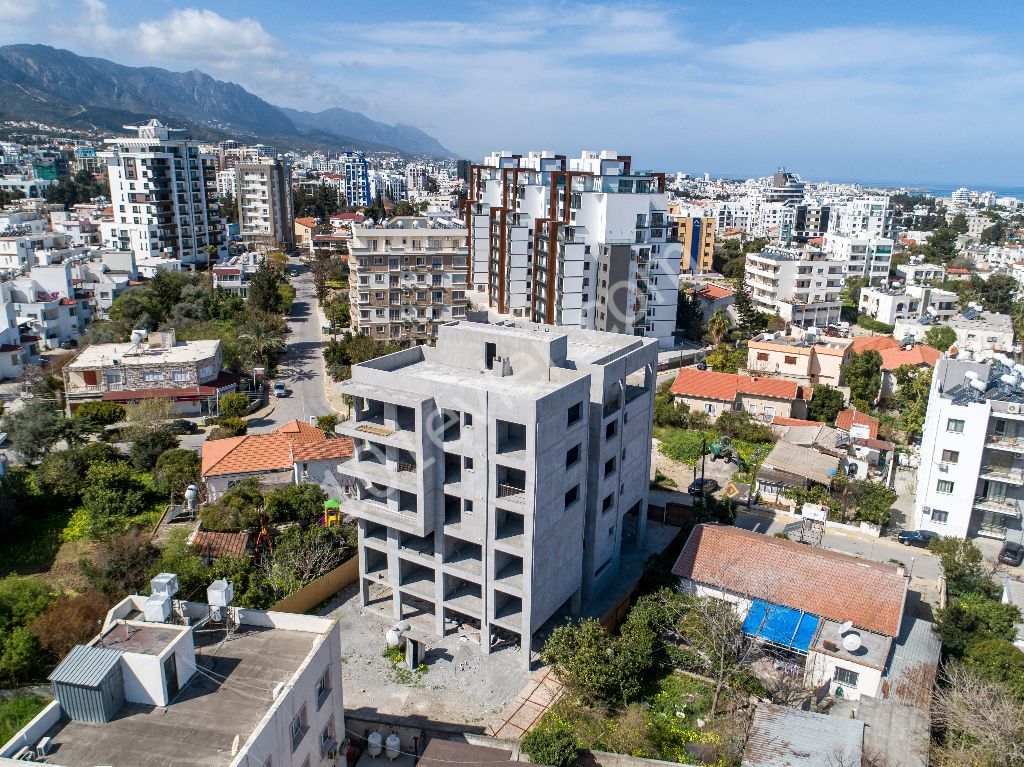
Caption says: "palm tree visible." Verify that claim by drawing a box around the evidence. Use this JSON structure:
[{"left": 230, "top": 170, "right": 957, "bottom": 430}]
[
  {"left": 707, "top": 309, "right": 731, "bottom": 345},
  {"left": 239, "top": 314, "right": 286, "bottom": 368}
]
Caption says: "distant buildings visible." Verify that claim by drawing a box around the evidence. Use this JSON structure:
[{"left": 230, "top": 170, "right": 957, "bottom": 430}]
[
  {"left": 348, "top": 216, "right": 470, "bottom": 343},
  {"left": 915, "top": 353, "right": 1024, "bottom": 542},
  {"left": 336, "top": 320, "right": 657, "bottom": 666},
  {"left": 234, "top": 157, "right": 294, "bottom": 250},
  {"left": 464, "top": 150, "right": 681, "bottom": 349},
  {"left": 822, "top": 234, "right": 893, "bottom": 285},
  {"left": 668, "top": 203, "right": 715, "bottom": 274},
  {"left": 828, "top": 197, "right": 895, "bottom": 239},
  {"left": 744, "top": 247, "right": 844, "bottom": 328},
  {"left": 99, "top": 120, "right": 228, "bottom": 266}
]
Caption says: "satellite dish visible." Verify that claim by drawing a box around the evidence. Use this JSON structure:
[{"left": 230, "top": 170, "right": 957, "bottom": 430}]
[
  {"left": 838, "top": 620, "right": 854, "bottom": 635},
  {"left": 842, "top": 633, "right": 863, "bottom": 652}
]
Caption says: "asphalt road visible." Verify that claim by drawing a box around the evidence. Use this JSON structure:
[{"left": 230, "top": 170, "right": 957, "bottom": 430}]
[{"left": 252, "top": 261, "right": 333, "bottom": 431}]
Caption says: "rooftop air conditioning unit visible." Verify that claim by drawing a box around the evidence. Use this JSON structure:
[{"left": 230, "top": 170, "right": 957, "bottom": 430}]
[{"left": 1009, "top": 404, "right": 1021, "bottom": 414}]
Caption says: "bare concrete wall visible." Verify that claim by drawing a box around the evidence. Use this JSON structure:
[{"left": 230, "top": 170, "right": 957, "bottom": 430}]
[{"left": 271, "top": 555, "right": 359, "bottom": 613}]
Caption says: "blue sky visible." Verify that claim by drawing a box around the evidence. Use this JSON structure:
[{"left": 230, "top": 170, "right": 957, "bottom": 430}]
[{"left": 4, "top": 0, "right": 1024, "bottom": 186}]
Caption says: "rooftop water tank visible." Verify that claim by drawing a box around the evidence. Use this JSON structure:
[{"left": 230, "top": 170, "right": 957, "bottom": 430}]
[
  {"left": 150, "top": 573, "right": 179, "bottom": 599},
  {"left": 385, "top": 733, "right": 401, "bottom": 760},
  {"left": 144, "top": 594, "right": 171, "bottom": 622},
  {"left": 367, "top": 731, "right": 383, "bottom": 758},
  {"left": 207, "top": 579, "right": 234, "bottom": 607}
]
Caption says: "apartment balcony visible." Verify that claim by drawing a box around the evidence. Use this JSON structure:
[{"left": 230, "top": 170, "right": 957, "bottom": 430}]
[
  {"left": 972, "top": 495, "right": 1022, "bottom": 518},
  {"left": 985, "top": 434, "right": 1024, "bottom": 454},
  {"left": 979, "top": 465, "right": 1024, "bottom": 485},
  {"left": 497, "top": 484, "right": 526, "bottom": 503}
]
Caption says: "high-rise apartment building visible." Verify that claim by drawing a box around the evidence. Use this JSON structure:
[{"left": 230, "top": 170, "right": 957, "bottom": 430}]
[
  {"left": 744, "top": 247, "right": 845, "bottom": 327},
  {"left": 463, "top": 150, "right": 681, "bottom": 349},
  {"left": 348, "top": 217, "right": 470, "bottom": 343},
  {"left": 337, "top": 151, "right": 370, "bottom": 207},
  {"left": 823, "top": 234, "right": 893, "bottom": 285},
  {"left": 99, "top": 120, "right": 227, "bottom": 266},
  {"left": 792, "top": 203, "right": 831, "bottom": 243},
  {"left": 337, "top": 320, "right": 657, "bottom": 666},
  {"left": 668, "top": 203, "right": 715, "bottom": 274},
  {"left": 235, "top": 157, "right": 294, "bottom": 250},
  {"left": 828, "top": 197, "right": 895, "bottom": 239},
  {"left": 914, "top": 354, "right": 1024, "bottom": 543}
]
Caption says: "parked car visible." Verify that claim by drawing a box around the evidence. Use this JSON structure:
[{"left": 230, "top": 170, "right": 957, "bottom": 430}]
[
  {"left": 168, "top": 419, "right": 198, "bottom": 435},
  {"left": 273, "top": 382, "right": 289, "bottom": 397},
  {"left": 59, "top": 339, "right": 78, "bottom": 350},
  {"left": 687, "top": 477, "right": 720, "bottom": 497},
  {"left": 998, "top": 541, "right": 1024, "bottom": 567},
  {"left": 897, "top": 529, "right": 939, "bottom": 548}
]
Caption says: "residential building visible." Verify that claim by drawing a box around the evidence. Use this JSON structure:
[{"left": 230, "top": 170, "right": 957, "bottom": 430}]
[
  {"left": 63, "top": 329, "right": 236, "bottom": 416},
  {"left": 828, "top": 197, "right": 895, "bottom": 239},
  {"left": 849, "top": 336, "right": 941, "bottom": 398},
  {"left": 348, "top": 217, "right": 470, "bottom": 343},
  {"left": 858, "top": 285, "right": 958, "bottom": 326},
  {"left": 201, "top": 420, "right": 354, "bottom": 501},
  {"left": 896, "top": 262, "right": 945, "bottom": 285},
  {"left": 212, "top": 253, "right": 263, "bottom": 297},
  {"left": 464, "top": 150, "right": 681, "bottom": 349},
  {"left": 0, "top": 231, "right": 70, "bottom": 271},
  {"left": 7, "top": 269, "right": 87, "bottom": 349},
  {"left": 746, "top": 331, "right": 852, "bottom": 387},
  {"left": 791, "top": 202, "right": 831, "bottom": 243},
  {"left": 914, "top": 353, "right": 1024, "bottom": 542},
  {"left": 687, "top": 282, "right": 734, "bottom": 323},
  {"left": 294, "top": 216, "right": 318, "bottom": 253},
  {"left": 214, "top": 168, "right": 236, "bottom": 198},
  {"left": 335, "top": 320, "right": 658, "bottom": 666},
  {"left": 743, "top": 703, "right": 863, "bottom": 767},
  {"left": 673, "top": 525, "right": 909, "bottom": 701},
  {"left": 894, "top": 309, "right": 1014, "bottom": 357},
  {"left": 744, "top": 247, "right": 844, "bottom": 328},
  {"left": 668, "top": 204, "right": 715, "bottom": 274},
  {"left": 0, "top": 585, "right": 344, "bottom": 767},
  {"left": 99, "top": 119, "right": 228, "bottom": 266},
  {"left": 335, "top": 151, "right": 370, "bottom": 207},
  {"left": 0, "top": 283, "right": 27, "bottom": 379},
  {"left": 234, "top": 157, "right": 294, "bottom": 250},
  {"left": 823, "top": 234, "right": 893, "bottom": 285},
  {"left": 670, "top": 368, "right": 812, "bottom": 420}
]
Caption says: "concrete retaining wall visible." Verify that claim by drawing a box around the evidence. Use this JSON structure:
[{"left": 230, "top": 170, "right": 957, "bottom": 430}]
[{"left": 271, "top": 554, "right": 359, "bottom": 613}]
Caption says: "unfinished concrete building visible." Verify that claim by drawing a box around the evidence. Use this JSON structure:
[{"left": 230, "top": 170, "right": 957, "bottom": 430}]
[{"left": 336, "top": 320, "right": 657, "bottom": 666}]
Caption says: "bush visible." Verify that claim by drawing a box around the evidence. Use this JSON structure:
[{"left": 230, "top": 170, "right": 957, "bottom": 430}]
[
  {"left": 316, "top": 414, "right": 339, "bottom": 434},
  {"left": 965, "top": 639, "right": 1024, "bottom": 700},
  {"left": 208, "top": 417, "right": 248, "bottom": 440},
  {"left": 264, "top": 483, "right": 328, "bottom": 527},
  {"left": 715, "top": 410, "right": 774, "bottom": 443},
  {"left": 198, "top": 478, "right": 263, "bottom": 532},
  {"left": 934, "top": 594, "right": 1020, "bottom": 657},
  {"left": 218, "top": 392, "right": 251, "bottom": 419},
  {"left": 71, "top": 401, "right": 126, "bottom": 431},
  {"left": 60, "top": 508, "right": 90, "bottom": 542},
  {"left": 0, "top": 695, "right": 49, "bottom": 745},
  {"left": 659, "top": 430, "right": 715, "bottom": 465},
  {"left": 80, "top": 462, "right": 150, "bottom": 539},
  {"left": 855, "top": 315, "right": 895, "bottom": 333},
  {"left": 81, "top": 532, "right": 158, "bottom": 596},
  {"left": 521, "top": 722, "right": 580, "bottom": 767},
  {"left": 36, "top": 442, "right": 127, "bottom": 502},
  {"left": 30, "top": 590, "right": 111, "bottom": 663},
  {"left": 152, "top": 449, "right": 200, "bottom": 498}
]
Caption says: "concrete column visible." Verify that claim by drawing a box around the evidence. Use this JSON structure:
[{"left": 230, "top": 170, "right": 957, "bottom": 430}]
[{"left": 570, "top": 586, "right": 582, "bottom": 617}]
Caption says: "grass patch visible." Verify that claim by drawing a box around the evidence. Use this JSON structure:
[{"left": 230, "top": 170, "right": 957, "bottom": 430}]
[
  {"left": 0, "top": 695, "right": 49, "bottom": 744},
  {"left": 0, "top": 507, "right": 72, "bottom": 575},
  {"left": 650, "top": 470, "right": 677, "bottom": 490},
  {"left": 381, "top": 644, "right": 427, "bottom": 685}
]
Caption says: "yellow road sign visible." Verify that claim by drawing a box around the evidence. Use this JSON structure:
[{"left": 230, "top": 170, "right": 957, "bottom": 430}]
[{"left": 725, "top": 482, "right": 740, "bottom": 499}]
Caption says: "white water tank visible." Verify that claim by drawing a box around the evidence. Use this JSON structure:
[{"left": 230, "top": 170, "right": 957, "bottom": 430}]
[
  {"left": 367, "top": 731, "right": 383, "bottom": 758},
  {"left": 207, "top": 579, "right": 234, "bottom": 607},
  {"left": 385, "top": 629, "right": 402, "bottom": 648},
  {"left": 842, "top": 632, "right": 863, "bottom": 652},
  {"left": 151, "top": 573, "right": 179, "bottom": 599},
  {"left": 385, "top": 733, "right": 401, "bottom": 760},
  {"left": 144, "top": 594, "right": 171, "bottom": 622}
]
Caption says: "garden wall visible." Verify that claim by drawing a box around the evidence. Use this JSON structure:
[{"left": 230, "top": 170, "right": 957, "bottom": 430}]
[{"left": 271, "top": 554, "right": 359, "bottom": 613}]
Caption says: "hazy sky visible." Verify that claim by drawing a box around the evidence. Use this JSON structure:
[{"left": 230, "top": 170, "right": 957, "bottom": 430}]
[{"left": 4, "top": 0, "right": 1024, "bottom": 186}]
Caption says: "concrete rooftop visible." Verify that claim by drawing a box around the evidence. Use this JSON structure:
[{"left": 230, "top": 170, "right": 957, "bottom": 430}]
[
  {"left": 40, "top": 625, "right": 316, "bottom": 767},
  {"left": 69, "top": 339, "right": 220, "bottom": 369},
  {"left": 97, "top": 623, "right": 186, "bottom": 656}
]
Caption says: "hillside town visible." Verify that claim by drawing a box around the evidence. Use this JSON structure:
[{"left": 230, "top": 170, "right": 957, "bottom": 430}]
[{"left": 0, "top": 15, "right": 1020, "bottom": 767}]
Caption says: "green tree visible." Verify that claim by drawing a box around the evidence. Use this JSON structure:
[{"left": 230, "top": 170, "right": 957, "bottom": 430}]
[
  {"left": 152, "top": 449, "right": 200, "bottom": 498},
  {"left": 841, "top": 350, "right": 882, "bottom": 408},
  {"left": 935, "top": 594, "right": 1020, "bottom": 657},
  {"left": 705, "top": 342, "right": 747, "bottom": 374},
  {"left": 199, "top": 478, "right": 264, "bottom": 532},
  {"left": 923, "top": 325, "right": 957, "bottom": 351},
  {"left": 324, "top": 295, "right": 350, "bottom": 334},
  {"left": 966, "top": 639, "right": 1024, "bottom": 701},
  {"left": 0, "top": 402, "right": 65, "bottom": 465},
  {"left": 521, "top": 726, "right": 579, "bottom": 767},
  {"left": 542, "top": 618, "right": 619, "bottom": 702},
  {"left": 316, "top": 414, "right": 339, "bottom": 434},
  {"left": 921, "top": 227, "right": 959, "bottom": 264},
  {"left": 892, "top": 366, "right": 932, "bottom": 440},
  {"left": 81, "top": 462, "right": 150, "bottom": 539},
  {"left": 976, "top": 274, "right": 1019, "bottom": 314},
  {"left": 980, "top": 219, "right": 1007, "bottom": 245},
  {"left": 218, "top": 392, "right": 251, "bottom": 419},
  {"left": 929, "top": 536, "right": 1000, "bottom": 599},
  {"left": 35, "top": 442, "right": 126, "bottom": 502},
  {"left": 71, "top": 401, "right": 126, "bottom": 433},
  {"left": 239, "top": 313, "right": 287, "bottom": 368},
  {"left": 674, "top": 288, "right": 705, "bottom": 342},
  {"left": 808, "top": 384, "right": 844, "bottom": 424},
  {"left": 264, "top": 483, "right": 328, "bottom": 527},
  {"left": 0, "top": 576, "right": 54, "bottom": 632},
  {"left": 246, "top": 262, "right": 285, "bottom": 314},
  {"left": 128, "top": 427, "right": 179, "bottom": 471},
  {"left": 841, "top": 275, "right": 866, "bottom": 307},
  {"left": 706, "top": 309, "right": 731, "bottom": 345},
  {"left": 949, "top": 212, "right": 969, "bottom": 234},
  {"left": 730, "top": 275, "right": 761, "bottom": 338},
  {"left": 323, "top": 333, "right": 401, "bottom": 381},
  {"left": 218, "top": 192, "right": 238, "bottom": 224},
  {"left": 843, "top": 479, "right": 897, "bottom": 526},
  {"left": 43, "top": 170, "right": 106, "bottom": 207}
]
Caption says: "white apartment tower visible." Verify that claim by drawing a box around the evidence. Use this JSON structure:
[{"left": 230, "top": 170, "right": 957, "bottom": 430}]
[
  {"left": 823, "top": 234, "right": 894, "bottom": 285},
  {"left": 100, "top": 120, "right": 228, "bottom": 266},
  {"left": 336, "top": 320, "right": 657, "bottom": 666},
  {"left": 235, "top": 157, "right": 294, "bottom": 250},
  {"left": 348, "top": 217, "right": 470, "bottom": 343},
  {"left": 463, "top": 151, "right": 681, "bottom": 349},
  {"left": 744, "top": 247, "right": 845, "bottom": 328},
  {"left": 828, "top": 197, "right": 896, "bottom": 239},
  {"left": 915, "top": 354, "right": 1024, "bottom": 543}
]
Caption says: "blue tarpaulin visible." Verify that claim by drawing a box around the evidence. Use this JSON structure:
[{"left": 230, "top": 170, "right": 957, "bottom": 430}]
[{"left": 743, "top": 599, "right": 820, "bottom": 654}]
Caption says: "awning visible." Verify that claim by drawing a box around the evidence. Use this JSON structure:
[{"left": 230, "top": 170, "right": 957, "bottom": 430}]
[{"left": 743, "top": 599, "right": 821, "bottom": 654}]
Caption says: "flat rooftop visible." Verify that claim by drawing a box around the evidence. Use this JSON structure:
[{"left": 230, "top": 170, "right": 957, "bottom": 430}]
[
  {"left": 69, "top": 339, "right": 220, "bottom": 369},
  {"left": 96, "top": 622, "right": 185, "bottom": 656},
  {"left": 40, "top": 625, "right": 317, "bottom": 767},
  {"left": 399, "top": 356, "right": 578, "bottom": 398}
]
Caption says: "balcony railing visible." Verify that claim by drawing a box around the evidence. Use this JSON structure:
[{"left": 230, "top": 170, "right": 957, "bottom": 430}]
[
  {"left": 979, "top": 465, "right": 1024, "bottom": 485},
  {"left": 497, "top": 484, "right": 526, "bottom": 502},
  {"left": 972, "top": 495, "right": 1022, "bottom": 517}
]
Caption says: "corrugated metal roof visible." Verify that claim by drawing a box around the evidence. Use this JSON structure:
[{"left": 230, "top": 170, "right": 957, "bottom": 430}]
[
  {"left": 49, "top": 644, "right": 123, "bottom": 687},
  {"left": 743, "top": 703, "right": 864, "bottom": 767}
]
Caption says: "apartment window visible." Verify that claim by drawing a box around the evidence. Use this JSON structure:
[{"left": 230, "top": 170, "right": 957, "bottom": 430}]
[
  {"left": 784, "top": 355, "right": 797, "bottom": 365},
  {"left": 604, "top": 457, "right": 616, "bottom": 477},
  {"left": 567, "top": 402, "right": 582, "bottom": 426},
  {"left": 464, "top": 499, "right": 474, "bottom": 514},
  {"left": 946, "top": 418, "right": 965, "bottom": 433},
  {"left": 564, "top": 484, "right": 579, "bottom": 509},
  {"left": 171, "top": 371, "right": 189, "bottom": 382},
  {"left": 290, "top": 705, "right": 307, "bottom": 750},
  {"left": 605, "top": 421, "right": 617, "bottom": 441},
  {"left": 763, "top": 406, "right": 776, "bottom": 418},
  {"left": 565, "top": 444, "right": 580, "bottom": 468},
  {"left": 144, "top": 372, "right": 165, "bottom": 382},
  {"left": 936, "top": 480, "right": 954, "bottom": 494},
  {"left": 704, "top": 403, "right": 716, "bottom": 415},
  {"left": 756, "top": 352, "right": 768, "bottom": 362},
  {"left": 315, "top": 671, "right": 330, "bottom": 707},
  {"left": 941, "top": 449, "right": 959, "bottom": 464},
  {"left": 602, "top": 493, "right": 614, "bottom": 512},
  {"left": 463, "top": 413, "right": 473, "bottom": 427},
  {"left": 833, "top": 667, "right": 859, "bottom": 687},
  {"left": 464, "top": 456, "right": 474, "bottom": 471}
]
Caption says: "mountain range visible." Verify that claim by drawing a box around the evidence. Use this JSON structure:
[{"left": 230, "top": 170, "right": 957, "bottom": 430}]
[{"left": 0, "top": 44, "right": 452, "bottom": 157}]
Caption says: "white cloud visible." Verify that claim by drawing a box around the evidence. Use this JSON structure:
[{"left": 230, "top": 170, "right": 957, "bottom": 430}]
[
  {"left": 135, "top": 9, "right": 281, "bottom": 66},
  {"left": 0, "top": 0, "right": 47, "bottom": 22}
]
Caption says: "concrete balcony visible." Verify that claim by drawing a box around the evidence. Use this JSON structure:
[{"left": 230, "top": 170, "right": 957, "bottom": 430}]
[
  {"left": 986, "top": 434, "right": 1024, "bottom": 454},
  {"left": 972, "top": 495, "right": 1022, "bottom": 518},
  {"left": 979, "top": 465, "right": 1024, "bottom": 485}
]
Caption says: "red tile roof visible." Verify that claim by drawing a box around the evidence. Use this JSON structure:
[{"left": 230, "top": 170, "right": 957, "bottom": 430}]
[
  {"left": 835, "top": 408, "right": 879, "bottom": 439},
  {"left": 671, "top": 368, "right": 811, "bottom": 402},
  {"left": 295, "top": 216, "right": 318, "bottom": 229},
  {"left": 692, "top": 284, "right": 733, "bottom": 300},
  {"left": 772, "top": 416, "right": 825, "bottom": 428},
  {"left": 190, "top": 530, "right": 249, "bottom": 559},
  {"left": 946, "top": 267, "right": 970, "bottom": 274},
  {"left": 0, "top": 344, "right": 22, "bottom": 352},
  {"left": 201, "top": 420, "right": 349, "bottom": 476},
  {"left": 879, "top": 343, "right": 940, "bottom": 371},
  {"left": 59, "top": 298, "right": 79, "bottom": 306},
  {"left": 292, "top": 439, "right": 355, "bottom": 462},
  {"left": 850, "top": 336, "right": 898, "bottom": 354},
  {"left": 100, "top": 372, "right": 241, "bottom": 402},
  {"left": 672, "top": 525, "right": 907, "bottom": 636}
]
